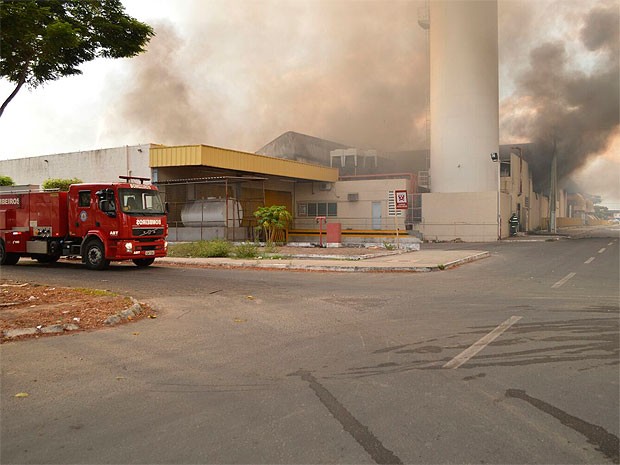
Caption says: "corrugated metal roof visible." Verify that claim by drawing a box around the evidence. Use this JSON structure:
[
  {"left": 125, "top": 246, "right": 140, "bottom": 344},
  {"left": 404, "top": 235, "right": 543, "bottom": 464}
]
[{"left": 150, "top": 144, "right": 338, "bottom": 182}]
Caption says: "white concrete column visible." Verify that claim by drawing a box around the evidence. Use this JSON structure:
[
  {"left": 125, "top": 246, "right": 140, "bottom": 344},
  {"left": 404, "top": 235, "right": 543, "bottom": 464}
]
[{"left": 430, "top": 0, "right": 499, "bottom": 193}]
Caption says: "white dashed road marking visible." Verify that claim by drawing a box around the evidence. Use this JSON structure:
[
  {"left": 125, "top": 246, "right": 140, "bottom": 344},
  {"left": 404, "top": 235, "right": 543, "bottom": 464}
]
[
  {"left": 584, "top": 257, "right": 595, "bottom": 264},
  {"left": 443, "top": 316, "right": 522, "bottom": 369},
  {"left": 598, "top": 248, "right": 606, "bottom": 254},
  {"left": 552, "top": 272, "right": 576, "bottom": 288}
]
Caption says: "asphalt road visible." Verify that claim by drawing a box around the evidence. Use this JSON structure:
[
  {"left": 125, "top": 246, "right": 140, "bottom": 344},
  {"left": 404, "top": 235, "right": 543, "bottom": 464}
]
[{"left": 1, "top": 231, "right": 619, "bottom": 464}]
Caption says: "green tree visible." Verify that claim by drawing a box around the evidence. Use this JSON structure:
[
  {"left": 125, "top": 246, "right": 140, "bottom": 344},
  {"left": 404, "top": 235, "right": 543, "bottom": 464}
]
[
  {"left": 42, "top": 177, "right": 82, "bottom": 191},
  {"left": 0, "top": 0, "right": 154, "bottom": 118},
  {"left": 594, "top": 205, "right": 610, "bottom": 220},
  {"left": 0, "top": 174, "right": 15, "bottom": 186},
  {"left": 254, "top": 205, "right": 292, "bottom": 246}
]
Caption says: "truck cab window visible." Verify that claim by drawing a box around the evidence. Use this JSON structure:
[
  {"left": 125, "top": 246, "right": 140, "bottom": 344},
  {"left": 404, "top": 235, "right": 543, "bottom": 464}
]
[
  {"left": 119, "top": 189, "right": 165, "bottom": 215},
  {"left": 78, "top": 191, "right": 91, "bottom": 207}
]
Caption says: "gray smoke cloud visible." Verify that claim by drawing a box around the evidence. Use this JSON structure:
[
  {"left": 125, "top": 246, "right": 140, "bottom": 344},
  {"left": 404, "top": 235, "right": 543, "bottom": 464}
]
[
  {"left": 103, "top": 0, "right": 618, "bottom": 204},
  {"left": 101, "top": 22, "right": 215, "bottom": 145},
  {"left": 499, "top": 0, "right": 620, "bottom": 192},
  {"left": 103, "top": 0, "right": 429, "bottom": 152}
]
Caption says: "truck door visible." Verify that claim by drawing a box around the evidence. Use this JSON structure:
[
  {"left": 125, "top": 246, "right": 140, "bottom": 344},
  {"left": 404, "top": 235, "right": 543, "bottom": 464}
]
[{"left": 74, "top": 190, "right": 96, "bottom": 236}]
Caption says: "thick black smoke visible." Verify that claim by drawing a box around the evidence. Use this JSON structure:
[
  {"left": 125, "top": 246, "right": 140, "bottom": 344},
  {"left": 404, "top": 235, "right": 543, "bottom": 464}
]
[{"left": 500, "top": 1, "right": 619, "bottom": 192}]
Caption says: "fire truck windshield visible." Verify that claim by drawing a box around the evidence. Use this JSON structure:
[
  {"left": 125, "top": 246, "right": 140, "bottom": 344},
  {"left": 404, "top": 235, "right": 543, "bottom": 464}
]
[{"left": 119, "top": 189, "right": 165, "bottom": 215}]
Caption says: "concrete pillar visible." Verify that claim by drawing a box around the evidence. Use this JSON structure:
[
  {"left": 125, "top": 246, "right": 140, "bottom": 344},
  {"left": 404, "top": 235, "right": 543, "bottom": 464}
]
[{"left": 430, "top": 0, "right": 499, "bottom": 193}]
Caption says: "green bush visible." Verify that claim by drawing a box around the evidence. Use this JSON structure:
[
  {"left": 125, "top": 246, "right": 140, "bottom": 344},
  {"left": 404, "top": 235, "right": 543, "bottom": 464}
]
[
  {"left": 234, "top": 242, "right": 259, "bottom": 258},
  {"left": 42, "top": 178, "right": 82, "bottom": 191},
  {"left": 0, "top": 175, "right": 15, "bottom": 186},
  {"left": 168, "top": 239, "right": 232, "bottom": 258},
  {"left": 206, "top": 239, "right": 233, "bottom": 257}
]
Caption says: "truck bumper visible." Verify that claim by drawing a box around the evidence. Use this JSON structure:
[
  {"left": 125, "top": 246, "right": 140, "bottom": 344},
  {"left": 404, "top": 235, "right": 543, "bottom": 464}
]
[{"left": 108, "top": 239, "right": 167, "bottom": 260}]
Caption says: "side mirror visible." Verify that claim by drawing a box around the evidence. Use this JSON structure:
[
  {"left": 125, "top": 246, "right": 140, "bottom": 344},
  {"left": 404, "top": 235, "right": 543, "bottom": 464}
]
[
  {"left": 165, "top": 202, "right": 170, "bottom": 214},
  {"left": 99, "top": 199, "right": 116, "bottom": 217}
]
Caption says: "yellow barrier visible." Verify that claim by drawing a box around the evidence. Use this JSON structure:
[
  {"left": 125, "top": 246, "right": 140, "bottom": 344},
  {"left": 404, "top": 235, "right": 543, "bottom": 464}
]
[{"left": 289, "top": 229, "right": 401, "bottom": 237}]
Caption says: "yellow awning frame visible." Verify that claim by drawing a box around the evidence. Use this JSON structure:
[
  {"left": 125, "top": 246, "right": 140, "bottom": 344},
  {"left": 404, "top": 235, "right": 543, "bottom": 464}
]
[{"left": 150, "top": 144, "right": 338, "bottom": 183}]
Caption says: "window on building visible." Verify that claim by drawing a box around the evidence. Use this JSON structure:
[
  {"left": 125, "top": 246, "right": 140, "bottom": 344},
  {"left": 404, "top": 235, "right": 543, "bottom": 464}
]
[
  {"left": 78, "top": 191, "right": 91, "bottom": 207},
  {"left": 298, "top": 202, "right": 337, "bottom": 217}
]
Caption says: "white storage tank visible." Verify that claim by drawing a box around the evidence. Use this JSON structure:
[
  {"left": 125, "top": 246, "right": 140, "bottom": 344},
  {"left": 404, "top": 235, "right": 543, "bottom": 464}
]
[{"left": 181, "top": 198, "right": 243, "bottom": 227}]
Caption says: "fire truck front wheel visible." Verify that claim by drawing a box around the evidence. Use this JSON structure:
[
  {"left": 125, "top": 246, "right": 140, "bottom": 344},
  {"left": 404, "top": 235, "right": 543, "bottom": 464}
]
[
  {"left": 83, "top": 239, "right": 110, "bottom": 271},
  {"left": 133, "top": 258, "right": 155, "bottom": 267},
  {"left": 0, "top": 241, "right": 20, "bottom": 266}
]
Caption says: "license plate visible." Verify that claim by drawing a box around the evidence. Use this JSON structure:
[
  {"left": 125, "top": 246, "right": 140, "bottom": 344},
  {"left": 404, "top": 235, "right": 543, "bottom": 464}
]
[{"left": 145, "top": 250, "right": 155, "bottom": 256}]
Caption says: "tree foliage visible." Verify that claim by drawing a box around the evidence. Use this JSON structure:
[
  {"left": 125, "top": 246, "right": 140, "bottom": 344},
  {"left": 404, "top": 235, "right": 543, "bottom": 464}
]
[
  {"left": 594, "top": 205, "right": 610, "bottom": 220},
  {"left": 254, "top": 205, "right": 292, "bottom": 245},
  {"left": 0, "top": 0, "right": 154, "bottom": 117},
  {"left": 42, "top": 177, "right": 82, "bottom": 191},
  {"left": 0, "top": 174, "right": 15, "bottom": 186}
]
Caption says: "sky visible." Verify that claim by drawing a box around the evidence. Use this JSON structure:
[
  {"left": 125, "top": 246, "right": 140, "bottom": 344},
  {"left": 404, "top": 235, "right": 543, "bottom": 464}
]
[{"left": 0, "top": 0, "right": 618, "bottom": 208}]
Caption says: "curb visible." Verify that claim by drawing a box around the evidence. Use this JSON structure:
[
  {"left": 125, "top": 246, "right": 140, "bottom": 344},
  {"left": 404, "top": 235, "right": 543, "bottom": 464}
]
[
  {"left": 439, "top": 251, "right": 491, "bottom": 270},
  {"left": 2, "top": 323, "right": 80, "bottom": 339},
  {"left": 161, "top": 251, "right": 490, "bottom": 273},
  {"left": 1, "top": 298, "right": 143, "bottom": 340},
  {"left": 104, "top": 298, "right": 143, "bottom": 325}
]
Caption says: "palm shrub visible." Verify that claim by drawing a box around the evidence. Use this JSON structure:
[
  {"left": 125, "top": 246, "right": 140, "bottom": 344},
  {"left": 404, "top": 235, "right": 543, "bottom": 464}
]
[{"left": 253, "top": 205, "right": 292, "bottom": 246}]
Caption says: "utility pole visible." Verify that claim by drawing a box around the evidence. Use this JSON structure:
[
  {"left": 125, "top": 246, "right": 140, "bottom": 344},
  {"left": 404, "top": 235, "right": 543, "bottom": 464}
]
[{"left": 549, "top": 139, "right": 557, "bottom": 234}]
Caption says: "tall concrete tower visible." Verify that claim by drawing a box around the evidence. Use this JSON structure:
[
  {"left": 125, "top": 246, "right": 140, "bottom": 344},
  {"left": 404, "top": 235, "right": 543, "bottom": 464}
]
[{"left": 429, "top": 0, "right": 499, "bottom": 193}]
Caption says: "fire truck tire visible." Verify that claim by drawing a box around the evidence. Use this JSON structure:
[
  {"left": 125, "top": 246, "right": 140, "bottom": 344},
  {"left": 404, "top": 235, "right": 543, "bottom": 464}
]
[
  {"left": 133, "top": 258, "right": 155, "bottom": 267},
  {"left": 0, "top": 241, "right": 20, "bottom": 266},
  {"left": 84, "top": 239, "right": 110, "bottom": 270},
  {"left": 34, "top": 254, "right": 60, "bottom": 264}
]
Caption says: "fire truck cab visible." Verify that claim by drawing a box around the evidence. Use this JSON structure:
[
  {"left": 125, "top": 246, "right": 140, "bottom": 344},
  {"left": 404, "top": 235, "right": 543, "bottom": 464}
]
[{"left": 0, "top": 177, "right": 168, "bottom": 270}]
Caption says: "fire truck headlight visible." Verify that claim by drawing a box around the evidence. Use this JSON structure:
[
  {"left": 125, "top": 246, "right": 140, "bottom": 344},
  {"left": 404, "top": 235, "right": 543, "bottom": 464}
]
[
  {"left": 124, "top": 242, "right": 133, "bottom": 252},
  {"left": 164, "top": 241, "right": 168, "bottom": 250}
]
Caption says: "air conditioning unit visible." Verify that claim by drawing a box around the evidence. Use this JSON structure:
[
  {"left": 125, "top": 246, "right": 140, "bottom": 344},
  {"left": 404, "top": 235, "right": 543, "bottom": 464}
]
[
  {"left": 347, "top": 193, "right": 359, "bottom": 201},
  {"left": 319, "top": 182, "right": 333, "bottom": 191}
]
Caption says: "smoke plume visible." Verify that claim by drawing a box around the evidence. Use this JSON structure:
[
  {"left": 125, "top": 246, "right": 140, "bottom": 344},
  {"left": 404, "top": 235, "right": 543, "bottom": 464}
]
[
  {"left": 102, "top": 0, "right": 429, "bottom": 152},
  {"left": 101, "top": 0, "right": 619, "bottom": 205},
  {"left": 500, "top": 0, "right": 620, "bottom": 192}
]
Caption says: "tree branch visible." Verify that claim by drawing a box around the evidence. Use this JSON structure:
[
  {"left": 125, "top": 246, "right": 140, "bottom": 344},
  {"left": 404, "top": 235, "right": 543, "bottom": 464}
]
[{"left": 0, "top": 63, "right": 30, "bottom": 119}]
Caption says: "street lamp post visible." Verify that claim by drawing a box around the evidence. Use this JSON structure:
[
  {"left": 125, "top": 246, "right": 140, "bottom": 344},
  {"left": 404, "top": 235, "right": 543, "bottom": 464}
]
[{"left": 491, "top": 152, "right": 500, "bottom": 240}]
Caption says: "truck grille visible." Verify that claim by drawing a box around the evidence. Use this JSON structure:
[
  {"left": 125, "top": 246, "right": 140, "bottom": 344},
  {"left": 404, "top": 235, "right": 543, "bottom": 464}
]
[{"left": 132, "top": 228, "right": 165, "bottom": 237}]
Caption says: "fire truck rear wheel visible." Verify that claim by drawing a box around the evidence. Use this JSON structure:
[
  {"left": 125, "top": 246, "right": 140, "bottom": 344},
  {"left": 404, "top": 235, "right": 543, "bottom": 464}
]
[
  {"left": 84, "top": 239, "right": 110, "bottom": 270},
  {"left": 34, "top": 254, "right": 60, "bottom": 264},
  {"left": 133, "top": 258, "right": 155, "bottom": 267},
  {"left": 0, "top": 241, "right": 20, "bottom": 266}
]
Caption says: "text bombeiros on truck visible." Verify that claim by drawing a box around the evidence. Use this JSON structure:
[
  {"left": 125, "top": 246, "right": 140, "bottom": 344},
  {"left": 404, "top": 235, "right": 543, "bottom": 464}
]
[{"left": 0, "top": 176, "right": 168, "bottom": 270}]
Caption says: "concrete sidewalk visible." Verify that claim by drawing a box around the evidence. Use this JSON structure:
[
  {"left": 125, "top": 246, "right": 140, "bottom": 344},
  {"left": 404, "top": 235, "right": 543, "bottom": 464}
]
[{"left": 158, "top": 249, "right": 490, "bottom": 272}]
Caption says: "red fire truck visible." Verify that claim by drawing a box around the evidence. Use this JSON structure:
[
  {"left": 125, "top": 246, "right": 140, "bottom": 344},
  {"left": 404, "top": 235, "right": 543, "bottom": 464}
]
[{"left": 0, "top": 177, "right": 168, "bottom": 270}]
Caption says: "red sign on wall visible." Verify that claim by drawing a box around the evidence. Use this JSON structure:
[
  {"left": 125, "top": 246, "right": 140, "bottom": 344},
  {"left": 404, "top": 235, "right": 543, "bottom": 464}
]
[{"left": 394, "top": 190, "right": 408, "bottom": 209}]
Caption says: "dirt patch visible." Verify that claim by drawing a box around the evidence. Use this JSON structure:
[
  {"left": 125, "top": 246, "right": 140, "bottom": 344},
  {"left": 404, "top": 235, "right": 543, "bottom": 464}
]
[{"left": 0, "top": 280, "right": 155, "bottom": 342}]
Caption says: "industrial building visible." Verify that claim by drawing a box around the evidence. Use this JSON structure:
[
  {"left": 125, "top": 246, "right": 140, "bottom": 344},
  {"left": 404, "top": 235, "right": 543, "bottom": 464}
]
[
  {"left": 0, "top": 134, "right": 592, "bottom": 243},
  {"left": 1, "top": 1, "right": 604, "bottom": 242}
]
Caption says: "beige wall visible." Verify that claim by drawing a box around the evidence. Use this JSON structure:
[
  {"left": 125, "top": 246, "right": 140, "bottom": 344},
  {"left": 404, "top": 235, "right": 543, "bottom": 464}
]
[
  {"left": 499, "top": 192, "right": 512, "bottom": 238},
  {"left": 420, "top": 191, "right": 499, "bottom": 242},
  {"left": 294, "top": 179, "right": 409, "bottom": 230},
  {"left": 500, "top": 153, "right": 556, "bottom": 232},
  {"left": 0, "top": 145, "right": 152, "bottom": 185},
  {"left": 529, "top": 192, "right": 548, "bottom": 231}
]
